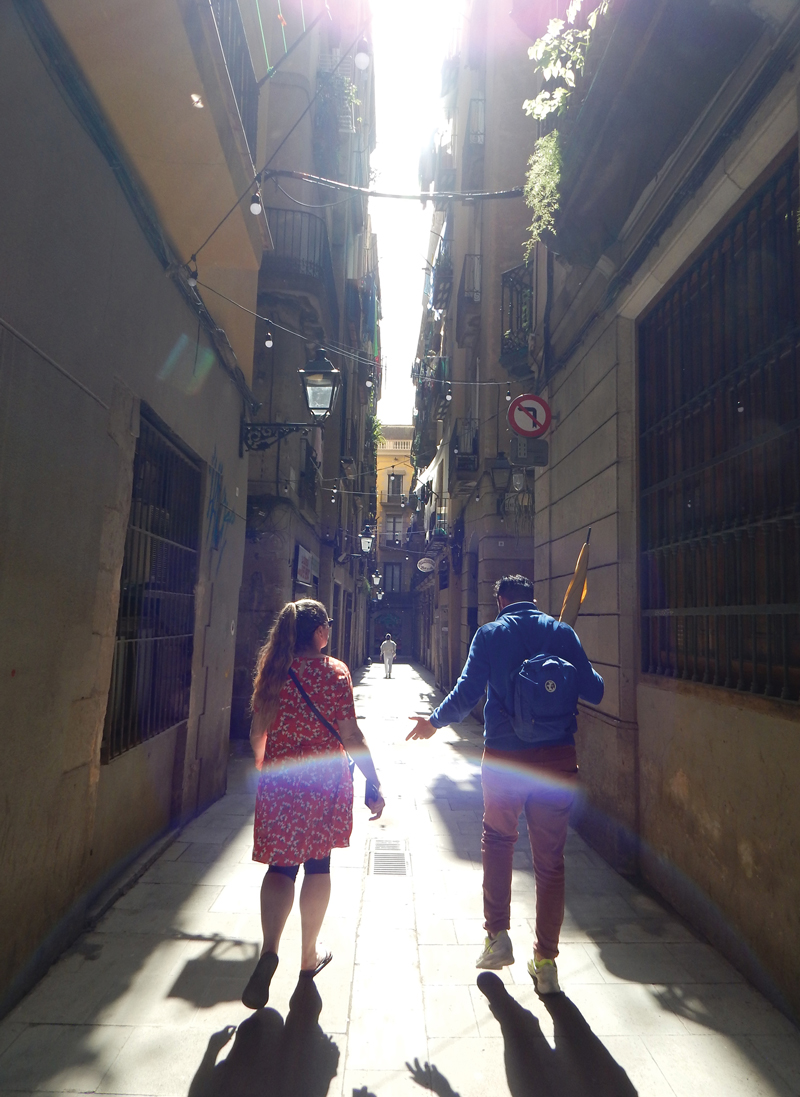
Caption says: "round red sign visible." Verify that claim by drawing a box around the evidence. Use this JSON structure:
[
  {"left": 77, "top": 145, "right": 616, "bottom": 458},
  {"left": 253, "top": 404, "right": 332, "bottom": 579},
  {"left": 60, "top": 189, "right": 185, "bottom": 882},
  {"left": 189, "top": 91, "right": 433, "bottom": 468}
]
[{"left": 507, "top": 394, "right": 552, "bottom": 438}]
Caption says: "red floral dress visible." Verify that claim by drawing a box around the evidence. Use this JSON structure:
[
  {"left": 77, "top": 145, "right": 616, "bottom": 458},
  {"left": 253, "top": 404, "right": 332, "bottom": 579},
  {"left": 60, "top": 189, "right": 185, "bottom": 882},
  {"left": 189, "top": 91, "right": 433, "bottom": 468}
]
[{"left": 252, "top": 656, "right": 355, "bottom": 866}]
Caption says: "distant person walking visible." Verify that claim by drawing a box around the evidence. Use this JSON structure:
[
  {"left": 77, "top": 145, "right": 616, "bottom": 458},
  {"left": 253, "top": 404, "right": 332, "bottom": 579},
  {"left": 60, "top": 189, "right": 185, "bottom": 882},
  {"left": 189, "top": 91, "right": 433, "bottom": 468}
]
[
  {"left": 380, "top": 633, "right": 397, "bottom": 678},
  {"left": 407, "top": 575, "right": 603, "bottom": 994},
  {"left": 243, "top": 599, "right": 384, "bottom": 1010}
]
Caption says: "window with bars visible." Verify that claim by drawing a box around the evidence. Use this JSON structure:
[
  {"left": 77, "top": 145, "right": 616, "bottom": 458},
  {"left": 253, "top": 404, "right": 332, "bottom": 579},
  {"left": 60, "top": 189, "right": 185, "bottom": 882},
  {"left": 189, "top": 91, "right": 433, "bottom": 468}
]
[
  {"left": 639, "top": 152, "right": 800, "bottom": 702},
  {"left": 102, "top": 413, "right": 202, "bottom": 761}
]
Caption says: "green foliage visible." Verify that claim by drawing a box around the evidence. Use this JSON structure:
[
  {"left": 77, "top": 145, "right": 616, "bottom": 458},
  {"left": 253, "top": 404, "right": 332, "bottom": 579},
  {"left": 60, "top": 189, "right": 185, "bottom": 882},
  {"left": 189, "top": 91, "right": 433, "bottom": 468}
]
[
  {"left": 522, "top": 0, "right": 608, "bottom": 122},
  {"left": 523, "top": 130, "right": 562, "bottom": 256},
  {"left": 366, "top": 415, "right": 384, "bottom": 452},
  {"left": 521, "top": 0, "right": 608, "bottom": 254}
]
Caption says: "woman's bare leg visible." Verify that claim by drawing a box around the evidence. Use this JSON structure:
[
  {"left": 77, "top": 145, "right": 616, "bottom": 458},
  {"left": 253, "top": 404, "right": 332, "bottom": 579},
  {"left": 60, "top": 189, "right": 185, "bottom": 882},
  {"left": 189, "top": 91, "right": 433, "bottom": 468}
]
[
  {"left": 299, "top": 873, "right": 331, "bottom": 969},
  {"left": 260, "top": 871, "right": 295, "bottom": 956}
]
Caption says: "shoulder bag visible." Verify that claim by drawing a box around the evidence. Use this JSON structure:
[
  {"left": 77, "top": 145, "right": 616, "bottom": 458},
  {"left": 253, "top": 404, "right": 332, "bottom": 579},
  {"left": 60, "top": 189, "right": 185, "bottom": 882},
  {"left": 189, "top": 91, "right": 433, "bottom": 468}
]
[{"left": 288, "top": 667, "right": 379, "bottom": 805}]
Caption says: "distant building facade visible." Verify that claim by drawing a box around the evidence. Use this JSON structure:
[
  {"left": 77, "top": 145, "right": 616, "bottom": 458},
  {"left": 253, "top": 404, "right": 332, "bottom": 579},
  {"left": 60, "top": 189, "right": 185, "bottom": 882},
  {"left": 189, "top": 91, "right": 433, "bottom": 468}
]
[{"left": 373, "top": 425, "right": 415, "bottom": 659}]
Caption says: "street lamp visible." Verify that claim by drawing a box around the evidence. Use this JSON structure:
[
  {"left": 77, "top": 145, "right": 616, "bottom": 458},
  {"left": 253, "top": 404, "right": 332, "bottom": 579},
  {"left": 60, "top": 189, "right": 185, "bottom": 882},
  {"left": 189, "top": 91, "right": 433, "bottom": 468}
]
[
  {"left": 298, "top": 349, "right": 341, "bottom": 422},
  {"left": 239, "top": 350, "right": 341, "bottom": 453},
  {"left": 489, "top": 453, "right": 513, "bottom": 493},
  {"left": 354, "top": 38, "right": 371, "bottom": 70},
  {"left": 360, "top": 530, "right": 375, "bottom": 554}
]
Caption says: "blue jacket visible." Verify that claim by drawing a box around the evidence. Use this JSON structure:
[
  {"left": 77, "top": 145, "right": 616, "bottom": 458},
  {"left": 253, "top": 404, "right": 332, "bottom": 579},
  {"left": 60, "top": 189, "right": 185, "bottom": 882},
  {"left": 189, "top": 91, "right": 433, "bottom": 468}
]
[{"left": 430, "top": 602, "right": 604, "bottom": 751}]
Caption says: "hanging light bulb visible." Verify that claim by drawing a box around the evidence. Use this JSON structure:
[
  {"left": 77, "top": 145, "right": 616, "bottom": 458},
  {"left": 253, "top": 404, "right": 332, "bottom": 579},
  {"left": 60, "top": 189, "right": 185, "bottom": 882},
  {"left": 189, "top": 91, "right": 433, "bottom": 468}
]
[
  {"left": 250, "top": 191, "right": 262, "bottom": 215},
  {"left": 265, "top": 331, "right": 273, "bottom": 348},
  {"left": 506, "top": 384, "right": 512, "bottom": 402},
  {"left": 186, "top": 266, "right": 198, "bottom": 287},
  {"left": 445, "top": 385, "right": 452, "bottom": 401},
  {"left": 354, "top": 38, "right": 371, "bottom": 71},
  {"left": 365, "top": 378, "right": 373, "bottom": 388}
]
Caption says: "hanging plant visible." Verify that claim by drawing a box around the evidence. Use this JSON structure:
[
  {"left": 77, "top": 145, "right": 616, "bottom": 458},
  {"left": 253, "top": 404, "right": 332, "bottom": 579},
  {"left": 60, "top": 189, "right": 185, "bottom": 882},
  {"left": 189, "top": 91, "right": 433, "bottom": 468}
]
[{"left": 521, "top": 0, "right": 608, "bottom": 254}]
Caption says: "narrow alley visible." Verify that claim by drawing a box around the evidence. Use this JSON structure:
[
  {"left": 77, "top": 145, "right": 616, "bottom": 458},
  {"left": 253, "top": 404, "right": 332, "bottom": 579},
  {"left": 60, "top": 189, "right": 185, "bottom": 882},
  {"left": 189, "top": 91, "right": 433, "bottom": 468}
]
[{"left": 1, "top": 663, "right": 798, "bottom": 1097}]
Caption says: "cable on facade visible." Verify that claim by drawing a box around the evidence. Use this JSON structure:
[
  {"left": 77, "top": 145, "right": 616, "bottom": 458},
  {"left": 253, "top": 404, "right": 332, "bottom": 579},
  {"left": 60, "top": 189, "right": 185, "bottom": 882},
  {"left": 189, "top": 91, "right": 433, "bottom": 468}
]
[{"left": 0, "top": 315, "right": 110, "bottom": 411}]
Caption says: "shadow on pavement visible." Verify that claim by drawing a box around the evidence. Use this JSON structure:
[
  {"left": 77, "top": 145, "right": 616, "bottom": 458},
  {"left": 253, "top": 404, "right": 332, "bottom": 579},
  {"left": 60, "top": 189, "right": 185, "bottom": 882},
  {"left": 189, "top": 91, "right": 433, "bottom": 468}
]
[
  {"left": 477, "top": 972, "right": 637, "bottom": 1097},
  {"left": 188, "top": 976, "right": 339, "bottom": 1097}
]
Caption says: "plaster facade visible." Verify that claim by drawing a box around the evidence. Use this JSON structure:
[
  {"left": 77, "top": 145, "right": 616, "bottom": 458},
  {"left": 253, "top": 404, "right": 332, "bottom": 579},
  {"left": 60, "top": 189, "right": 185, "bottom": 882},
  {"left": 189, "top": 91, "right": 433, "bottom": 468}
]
[{"left": 0, "top": 0, "right": 258, "bottom": 1012}]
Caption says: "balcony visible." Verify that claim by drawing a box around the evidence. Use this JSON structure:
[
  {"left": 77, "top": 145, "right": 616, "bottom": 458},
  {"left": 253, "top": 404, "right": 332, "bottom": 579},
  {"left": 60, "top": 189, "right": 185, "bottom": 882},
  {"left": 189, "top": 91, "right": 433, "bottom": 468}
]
[
  {"left": 210, "top": 0, "right": 258, "bottom": 163},
  {"left": 553, "top": 1, "right": 765, "bottom": 268},
  {"left": 456, "top": 254, "right": 481, "bottom": 347},
  {"left": 263, "top": 209, "right": 339, "bottom": 329},
  {"left": 380, "top": 492, "right": 406, "bottom": 506},
  {"left": 500, "top": 262, "right": 535, "bottom": 377},
  {"left": 450, "top": 418, "right": 480, "bottom": 493}
]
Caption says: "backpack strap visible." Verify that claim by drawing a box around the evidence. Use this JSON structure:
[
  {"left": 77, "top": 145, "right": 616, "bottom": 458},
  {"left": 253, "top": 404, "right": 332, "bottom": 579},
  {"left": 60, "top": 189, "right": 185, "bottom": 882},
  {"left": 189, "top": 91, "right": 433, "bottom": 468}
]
[{"left": 288, "top": 667, "right": 346, "bottom": 750}]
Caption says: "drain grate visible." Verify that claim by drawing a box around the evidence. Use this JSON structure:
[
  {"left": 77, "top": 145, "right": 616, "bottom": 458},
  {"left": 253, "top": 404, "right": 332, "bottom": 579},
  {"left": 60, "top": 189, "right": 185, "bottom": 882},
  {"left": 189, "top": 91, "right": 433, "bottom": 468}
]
[{"left": 369, "top": 838, "right": 410, "bottom": 876}]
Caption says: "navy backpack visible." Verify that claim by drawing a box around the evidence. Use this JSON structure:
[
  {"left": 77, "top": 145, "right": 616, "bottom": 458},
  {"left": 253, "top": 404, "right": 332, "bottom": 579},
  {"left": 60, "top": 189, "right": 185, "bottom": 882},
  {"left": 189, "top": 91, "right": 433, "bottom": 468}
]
[{"left": 508, "top": 653, "right": 579, "bottom": 744}]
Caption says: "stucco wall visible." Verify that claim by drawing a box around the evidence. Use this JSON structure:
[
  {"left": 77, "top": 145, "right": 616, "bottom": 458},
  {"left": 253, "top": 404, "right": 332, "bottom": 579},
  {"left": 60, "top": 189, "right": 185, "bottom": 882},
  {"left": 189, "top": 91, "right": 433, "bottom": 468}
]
[
  {"left": 637, "top": 679, "right": 800, "bottom": 1015},
  {"left": 0, "top": 5, "right": 246, "bottom": 1008}
]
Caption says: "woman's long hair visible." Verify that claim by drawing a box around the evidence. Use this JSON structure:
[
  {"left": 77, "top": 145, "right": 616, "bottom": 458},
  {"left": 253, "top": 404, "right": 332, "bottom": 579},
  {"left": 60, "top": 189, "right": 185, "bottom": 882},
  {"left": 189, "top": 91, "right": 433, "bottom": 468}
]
[{"left": 251, "top": 599, "right": 329, "bottom": 729}]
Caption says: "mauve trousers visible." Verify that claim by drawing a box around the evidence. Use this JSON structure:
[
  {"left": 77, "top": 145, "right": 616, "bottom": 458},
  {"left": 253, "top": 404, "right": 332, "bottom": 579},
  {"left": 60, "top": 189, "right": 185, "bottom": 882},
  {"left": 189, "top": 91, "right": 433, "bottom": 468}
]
[{"left": 481, "top": 744, "right": 578, "bottom": 959}]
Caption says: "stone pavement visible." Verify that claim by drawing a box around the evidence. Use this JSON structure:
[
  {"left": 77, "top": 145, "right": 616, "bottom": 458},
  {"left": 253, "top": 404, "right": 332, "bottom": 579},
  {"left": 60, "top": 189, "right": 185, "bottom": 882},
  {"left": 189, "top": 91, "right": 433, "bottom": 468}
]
[{"left": 1, "top": 661, "right": 799, "bottom": 1096}]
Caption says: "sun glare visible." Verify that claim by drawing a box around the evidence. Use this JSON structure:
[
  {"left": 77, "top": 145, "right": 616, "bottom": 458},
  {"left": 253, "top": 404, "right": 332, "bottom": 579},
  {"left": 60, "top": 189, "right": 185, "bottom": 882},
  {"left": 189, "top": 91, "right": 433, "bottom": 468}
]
[{"left": 370, "top": 0, "right": 464, "bottom": 425}]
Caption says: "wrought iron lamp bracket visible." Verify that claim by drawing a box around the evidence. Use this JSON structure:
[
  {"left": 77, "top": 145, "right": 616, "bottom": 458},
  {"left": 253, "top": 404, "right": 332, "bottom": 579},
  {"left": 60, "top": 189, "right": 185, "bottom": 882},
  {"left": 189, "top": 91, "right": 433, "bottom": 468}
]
[{"left": 240, "top": 421, "right": 310, "bottom": 455}]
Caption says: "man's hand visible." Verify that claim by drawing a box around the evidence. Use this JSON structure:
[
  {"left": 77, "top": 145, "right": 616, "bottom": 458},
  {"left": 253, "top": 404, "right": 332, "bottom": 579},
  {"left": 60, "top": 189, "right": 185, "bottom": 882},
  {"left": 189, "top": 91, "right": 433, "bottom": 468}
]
[{"left": 406, "top": 716, "right": 437, "bottom": 741}]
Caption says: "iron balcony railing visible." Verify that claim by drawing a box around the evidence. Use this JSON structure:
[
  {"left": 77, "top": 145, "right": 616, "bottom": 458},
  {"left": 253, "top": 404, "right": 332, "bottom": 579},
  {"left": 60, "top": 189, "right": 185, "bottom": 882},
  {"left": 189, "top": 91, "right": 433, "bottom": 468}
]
[
  {"left": 264, "top": 209, "right": 339, "bottom": 321},
  {"left": 210, "top": 0, "right": 258, "bottom": 163},
  {"left": 500, "top": 262, "right": 534, "bottom": 368}
]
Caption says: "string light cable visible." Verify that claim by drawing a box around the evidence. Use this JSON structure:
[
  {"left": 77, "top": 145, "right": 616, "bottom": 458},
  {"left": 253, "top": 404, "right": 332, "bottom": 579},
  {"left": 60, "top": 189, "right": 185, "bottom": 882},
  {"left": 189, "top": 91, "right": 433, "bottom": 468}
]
[
  {"left": 262, "top": 169, "right": 524, "bottom": 203},
  {"left": 196, "top": 280, "right": 379, "bottom": 369}
]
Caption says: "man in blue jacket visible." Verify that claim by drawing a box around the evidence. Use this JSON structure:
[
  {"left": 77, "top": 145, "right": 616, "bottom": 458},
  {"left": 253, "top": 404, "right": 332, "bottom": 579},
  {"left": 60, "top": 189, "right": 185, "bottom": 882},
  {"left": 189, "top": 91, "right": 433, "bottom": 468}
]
[{"left": 407, "top": 574, "right": 604, "bottom": 993}]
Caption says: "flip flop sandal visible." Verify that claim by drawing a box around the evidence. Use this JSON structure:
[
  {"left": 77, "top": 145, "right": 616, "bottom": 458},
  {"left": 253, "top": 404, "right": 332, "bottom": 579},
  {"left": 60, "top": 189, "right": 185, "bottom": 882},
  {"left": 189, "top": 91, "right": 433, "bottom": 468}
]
[
  {"left": 299, "top": 951, "right": 333, "bottom": 978},
  {"left": 241, "top": 950, "right": 279, "bottom": 1009}
]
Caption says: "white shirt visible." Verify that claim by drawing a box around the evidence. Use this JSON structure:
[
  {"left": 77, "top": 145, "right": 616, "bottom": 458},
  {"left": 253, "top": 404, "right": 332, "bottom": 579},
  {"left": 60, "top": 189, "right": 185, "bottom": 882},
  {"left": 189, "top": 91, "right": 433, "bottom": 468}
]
[{"left": 380, "top": 640, "right": 397, "bottom": 658}]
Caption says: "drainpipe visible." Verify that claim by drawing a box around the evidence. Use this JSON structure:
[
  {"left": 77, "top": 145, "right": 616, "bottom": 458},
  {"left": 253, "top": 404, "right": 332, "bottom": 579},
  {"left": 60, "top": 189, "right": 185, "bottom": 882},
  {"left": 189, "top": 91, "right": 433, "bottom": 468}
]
[{"left": 542, "top": 247, "right": 554, "bottom": 387}]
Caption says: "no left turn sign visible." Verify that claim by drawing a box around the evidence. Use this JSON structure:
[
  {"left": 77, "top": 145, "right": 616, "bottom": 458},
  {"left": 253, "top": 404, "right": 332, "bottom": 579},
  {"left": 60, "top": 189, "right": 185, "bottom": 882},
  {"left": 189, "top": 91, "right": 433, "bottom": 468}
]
[{"left": 508, "top": 393, "right": 552, "bottom": 437}]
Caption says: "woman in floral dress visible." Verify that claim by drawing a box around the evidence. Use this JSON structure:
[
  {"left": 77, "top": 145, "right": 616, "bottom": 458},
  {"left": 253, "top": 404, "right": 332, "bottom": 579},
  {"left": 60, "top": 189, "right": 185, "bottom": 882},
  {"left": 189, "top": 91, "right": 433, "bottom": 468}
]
[{"left": 242, "top": 598, "right": 385, "bottom": 1009}]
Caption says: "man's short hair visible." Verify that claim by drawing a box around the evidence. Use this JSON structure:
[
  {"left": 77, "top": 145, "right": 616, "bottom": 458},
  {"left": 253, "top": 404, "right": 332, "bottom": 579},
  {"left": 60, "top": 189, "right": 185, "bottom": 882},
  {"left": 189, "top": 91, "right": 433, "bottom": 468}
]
[{"left": 494, "top": 574, "right": 535, "bottom": 604}]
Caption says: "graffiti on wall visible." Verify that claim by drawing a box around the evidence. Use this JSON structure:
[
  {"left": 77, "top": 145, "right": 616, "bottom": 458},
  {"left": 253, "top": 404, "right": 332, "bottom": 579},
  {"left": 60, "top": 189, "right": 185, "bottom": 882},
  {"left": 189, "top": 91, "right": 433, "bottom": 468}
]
[{"left": 206, "top": 448, "right": 235, "bottom": 576}]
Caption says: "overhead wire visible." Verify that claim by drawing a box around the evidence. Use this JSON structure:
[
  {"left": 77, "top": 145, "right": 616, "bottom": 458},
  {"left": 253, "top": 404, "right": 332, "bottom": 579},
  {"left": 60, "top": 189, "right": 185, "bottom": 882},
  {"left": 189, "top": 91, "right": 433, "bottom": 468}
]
[
  {"left": 187, "top": 25, "right": 367, "bottom": 265},
  {"left": 196, "top": 280, "right": 379, "bottom": 369}
]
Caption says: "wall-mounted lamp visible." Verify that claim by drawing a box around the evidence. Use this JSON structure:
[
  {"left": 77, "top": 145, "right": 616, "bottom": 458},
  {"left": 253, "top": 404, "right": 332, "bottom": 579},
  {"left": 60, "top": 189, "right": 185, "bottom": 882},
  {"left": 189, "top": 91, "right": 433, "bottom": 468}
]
[
  {"left": 354, "top": 38, "right": 371, "bottom": 70},
  {"left": 298, "top": 349, "right": 341, "bottom": 422},
  {"left": 489, "top": 453, "right": 513, "bottom": 493}
]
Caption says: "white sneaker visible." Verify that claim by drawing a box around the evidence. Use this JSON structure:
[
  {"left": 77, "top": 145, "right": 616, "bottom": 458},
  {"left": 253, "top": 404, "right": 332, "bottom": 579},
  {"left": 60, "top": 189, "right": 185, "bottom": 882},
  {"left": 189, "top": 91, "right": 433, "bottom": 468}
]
[
  {"left": 528, "top": 957, "right": 560, "bottom": 994},
  {"left": 476, "top": 930, "right": 514, "bottom": 969}
]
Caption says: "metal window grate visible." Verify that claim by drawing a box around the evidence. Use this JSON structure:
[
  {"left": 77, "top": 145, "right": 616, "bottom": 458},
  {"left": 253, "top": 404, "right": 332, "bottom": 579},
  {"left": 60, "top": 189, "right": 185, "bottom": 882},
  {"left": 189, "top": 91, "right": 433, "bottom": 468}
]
[
  {"left": 102, "top": 415, "right": 201, "bottom": 761},
  {"left": 639, "top": 153, "right": 800, "bottom": 701}
]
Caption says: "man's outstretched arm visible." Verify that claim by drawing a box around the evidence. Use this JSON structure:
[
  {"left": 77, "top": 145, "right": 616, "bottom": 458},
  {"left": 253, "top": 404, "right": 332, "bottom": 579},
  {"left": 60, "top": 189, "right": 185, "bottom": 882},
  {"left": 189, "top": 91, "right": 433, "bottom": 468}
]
[{"left": 407, "top": 630, "right": 491, "bottom": 740}]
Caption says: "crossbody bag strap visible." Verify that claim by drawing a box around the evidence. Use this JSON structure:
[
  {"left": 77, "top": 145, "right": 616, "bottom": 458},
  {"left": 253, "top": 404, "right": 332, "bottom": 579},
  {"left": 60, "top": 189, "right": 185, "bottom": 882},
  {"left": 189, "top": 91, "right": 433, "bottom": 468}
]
[{"left": 288, "top": 667, "right": 346, "bottom": 749}]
